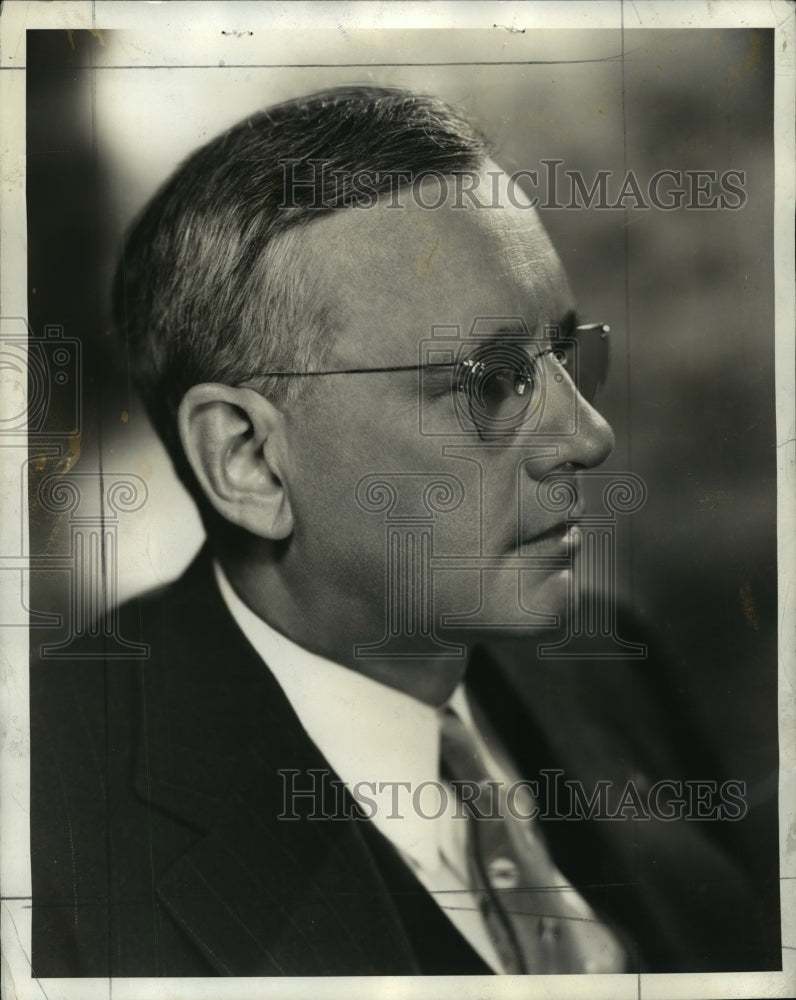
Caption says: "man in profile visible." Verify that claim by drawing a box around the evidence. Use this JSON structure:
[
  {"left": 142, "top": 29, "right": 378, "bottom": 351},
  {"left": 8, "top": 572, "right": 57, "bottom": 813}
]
[{"left": 31, "top": 86, "right": 773, "bottom": 976}]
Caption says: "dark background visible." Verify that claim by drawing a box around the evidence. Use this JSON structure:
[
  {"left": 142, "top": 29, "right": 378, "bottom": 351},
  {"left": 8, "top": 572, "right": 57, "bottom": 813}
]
[{"left": 26, "top": 25, "right": 779, "bottom": 956}]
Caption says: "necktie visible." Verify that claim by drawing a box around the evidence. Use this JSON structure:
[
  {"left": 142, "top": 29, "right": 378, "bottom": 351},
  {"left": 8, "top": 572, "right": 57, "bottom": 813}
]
[{"left": 438, "top": 703, "right": 626, "bottom": 974}]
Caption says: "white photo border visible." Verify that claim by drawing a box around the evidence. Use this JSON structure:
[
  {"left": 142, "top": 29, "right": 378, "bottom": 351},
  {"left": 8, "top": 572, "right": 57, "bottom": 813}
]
[{"left": 1, "top": 2, "right": 793, "bottom": 998}]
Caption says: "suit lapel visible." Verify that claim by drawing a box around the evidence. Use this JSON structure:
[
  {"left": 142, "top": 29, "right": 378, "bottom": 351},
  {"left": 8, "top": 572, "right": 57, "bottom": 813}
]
[
  {"left": 130, "top": 549, "right": 483, "bottom": 975},
  {"left": 155, "top": 761, "right": 422, "bottom": 974}
]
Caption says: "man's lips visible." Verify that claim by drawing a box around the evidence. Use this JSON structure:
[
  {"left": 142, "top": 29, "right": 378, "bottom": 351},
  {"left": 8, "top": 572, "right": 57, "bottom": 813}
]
[
  {"left": 514, "top": 481, "right": 585, "bottom": 556},
  {"left": 517, "top": 520, "right": 579, "bottom": 556}
]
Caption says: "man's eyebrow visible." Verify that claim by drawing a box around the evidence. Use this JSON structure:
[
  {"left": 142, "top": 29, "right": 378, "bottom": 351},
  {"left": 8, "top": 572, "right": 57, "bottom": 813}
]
[
  {"left": 546, "top": 309, "right": 580, "bottom": 338},
  {"left": 485, "top": 310, "right": 582, "bottom": 340}
]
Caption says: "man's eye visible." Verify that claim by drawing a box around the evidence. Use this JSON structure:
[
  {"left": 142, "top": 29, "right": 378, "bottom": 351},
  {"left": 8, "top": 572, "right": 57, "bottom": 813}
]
[{"left": 479, "top": 367, "right": 517, "bottom": 406}]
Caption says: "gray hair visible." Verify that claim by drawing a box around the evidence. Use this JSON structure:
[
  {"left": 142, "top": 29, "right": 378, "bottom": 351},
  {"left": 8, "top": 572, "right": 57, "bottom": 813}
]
[{"left": 113, "top": 85, "right": 489, "bottom": 517}]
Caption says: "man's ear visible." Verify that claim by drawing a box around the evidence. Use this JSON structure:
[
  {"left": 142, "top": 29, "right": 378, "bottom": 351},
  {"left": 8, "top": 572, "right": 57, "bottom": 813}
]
[{"left": 177, "top": 383, "right": 294, "bottom": 540}]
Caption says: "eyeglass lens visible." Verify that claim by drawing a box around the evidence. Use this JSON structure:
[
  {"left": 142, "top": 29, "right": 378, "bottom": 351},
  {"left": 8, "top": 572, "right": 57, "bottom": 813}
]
[{"left": 459, "top": 326, "right": 609, "bottom": 438}]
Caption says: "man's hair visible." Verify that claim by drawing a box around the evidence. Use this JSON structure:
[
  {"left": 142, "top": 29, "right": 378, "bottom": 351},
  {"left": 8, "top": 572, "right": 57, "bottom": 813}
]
[{"left": 112, "top": 85, "right": 489, "bottom": 521}]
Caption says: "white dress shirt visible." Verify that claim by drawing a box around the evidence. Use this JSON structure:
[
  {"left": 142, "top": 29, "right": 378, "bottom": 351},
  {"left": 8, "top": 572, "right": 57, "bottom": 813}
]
[{"left": 213, "top": 561, "right": 506, "bottom": 971}]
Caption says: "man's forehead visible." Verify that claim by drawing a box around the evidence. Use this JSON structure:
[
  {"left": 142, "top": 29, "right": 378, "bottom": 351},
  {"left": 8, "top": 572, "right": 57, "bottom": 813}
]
[{"left": 297, "top": 164, "right": 571, "bottom": 363}]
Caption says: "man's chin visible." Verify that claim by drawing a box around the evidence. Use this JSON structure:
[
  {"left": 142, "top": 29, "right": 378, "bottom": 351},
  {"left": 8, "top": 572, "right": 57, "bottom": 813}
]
[{"left": 438, "top": 567, "right": 573, "bottom": 642}]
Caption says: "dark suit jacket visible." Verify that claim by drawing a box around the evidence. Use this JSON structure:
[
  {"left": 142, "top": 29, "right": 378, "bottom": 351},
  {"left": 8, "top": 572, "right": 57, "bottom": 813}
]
[{"left": 30, "top": 548, "right": 780, "bottom": 976}]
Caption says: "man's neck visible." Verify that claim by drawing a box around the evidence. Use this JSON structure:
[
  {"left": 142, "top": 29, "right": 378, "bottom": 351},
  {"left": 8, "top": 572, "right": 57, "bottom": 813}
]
[{"left": 219, "top": 553, "right": 469, "bottom": 706}]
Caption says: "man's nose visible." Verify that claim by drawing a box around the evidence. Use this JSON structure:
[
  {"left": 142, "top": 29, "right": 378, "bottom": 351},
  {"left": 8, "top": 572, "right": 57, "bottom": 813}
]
[
  {"left": 558, "top": 396, "right": 615, "bottom": 469},
  {"left": 529, "top": 367, "right": 616, "bottom": 471}
]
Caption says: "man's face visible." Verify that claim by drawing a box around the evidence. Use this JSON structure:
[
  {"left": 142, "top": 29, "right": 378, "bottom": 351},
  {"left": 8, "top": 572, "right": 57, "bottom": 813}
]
[{"left": 274, "top": 163, "right": 615, "bottom": 674}]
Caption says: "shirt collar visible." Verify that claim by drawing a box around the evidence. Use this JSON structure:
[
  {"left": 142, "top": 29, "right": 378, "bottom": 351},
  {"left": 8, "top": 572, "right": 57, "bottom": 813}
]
[{"left": 213, "top": 560, "right": 447, "bottom": 871}]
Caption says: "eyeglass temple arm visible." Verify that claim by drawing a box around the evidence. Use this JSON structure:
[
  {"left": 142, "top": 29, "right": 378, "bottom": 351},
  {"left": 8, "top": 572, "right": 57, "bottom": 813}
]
[{"left": 244, "top": 324, "right": 609, "bottom": 379}]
